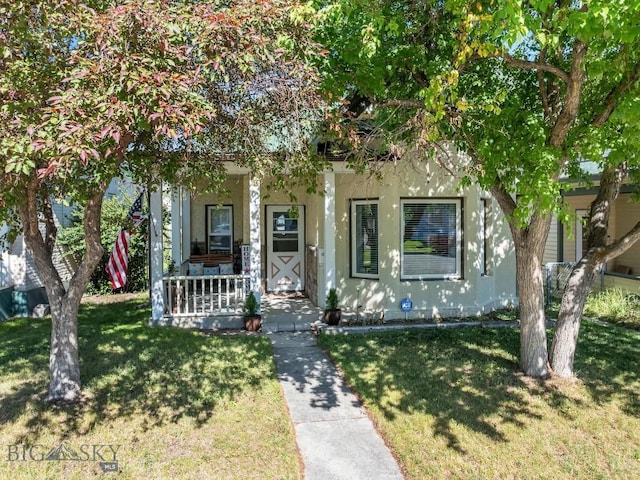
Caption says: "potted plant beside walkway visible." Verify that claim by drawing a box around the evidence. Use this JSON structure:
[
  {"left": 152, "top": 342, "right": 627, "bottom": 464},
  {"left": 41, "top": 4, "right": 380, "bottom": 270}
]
[
  {"left": 323, "top": 288, "right": 342, "bottom": 325},
  {"left": 243, "top": 291, "right": 262, "bottom": 332}
]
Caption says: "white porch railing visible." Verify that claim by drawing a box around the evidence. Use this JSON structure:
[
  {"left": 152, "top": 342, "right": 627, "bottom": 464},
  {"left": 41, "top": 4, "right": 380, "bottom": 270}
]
[{"left": 163, "top": 274, "right": 250, "bottom": 316}]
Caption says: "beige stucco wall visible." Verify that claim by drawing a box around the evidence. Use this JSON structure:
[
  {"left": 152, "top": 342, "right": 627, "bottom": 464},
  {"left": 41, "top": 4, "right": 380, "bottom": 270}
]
[
  {"left": 190, "top": 175, "right": 246, "bottom": 250},
  {"left": 327, "top": 160, "right": 517, "bottom": 319},
  {"left": 183, "top": 158, "right": 518, "bottom": 318}
]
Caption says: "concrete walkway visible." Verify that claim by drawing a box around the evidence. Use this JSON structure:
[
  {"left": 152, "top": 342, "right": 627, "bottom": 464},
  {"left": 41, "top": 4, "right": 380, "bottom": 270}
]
[
  {"left": 269, "top": 331, "right": 404, "bottom": 480},
  {"left": 262, "top": 294, "right": 323, "bottom": 332}
]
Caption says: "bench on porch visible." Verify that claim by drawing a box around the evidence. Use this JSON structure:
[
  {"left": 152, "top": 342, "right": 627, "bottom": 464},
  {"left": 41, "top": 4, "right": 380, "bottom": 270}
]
[
  {"left": 162, "top": 252, "right": 247, "bottom": 316},
  {"left": 188, "top": 253, "right": 235, "bottom": 275}
]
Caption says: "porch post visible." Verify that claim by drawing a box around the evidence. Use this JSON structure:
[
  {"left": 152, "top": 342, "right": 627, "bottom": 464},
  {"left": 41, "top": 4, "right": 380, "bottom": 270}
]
[
  {"left": 170, "top": 188, "right": 181, "bottom": 270},
  {"left": 324, "top": 171, "right": 336, "bottom": 308},
  {"left": 249, "top": 175, "right": 262, "bottom": 310},
  {"left": 181, "top": 189, "right": 191, "bottom": 262},
  {"left": 149, "top": 187, "right": 164, "bottom": 321}
]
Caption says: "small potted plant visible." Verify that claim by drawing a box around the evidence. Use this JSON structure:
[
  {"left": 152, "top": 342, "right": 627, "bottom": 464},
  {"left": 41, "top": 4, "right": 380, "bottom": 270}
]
[
  {"left": 243, "top": 291, "right": 262, "bottom": 332},
  {"left": 323, "top": 288, "right": 342, "bottom": 325}
]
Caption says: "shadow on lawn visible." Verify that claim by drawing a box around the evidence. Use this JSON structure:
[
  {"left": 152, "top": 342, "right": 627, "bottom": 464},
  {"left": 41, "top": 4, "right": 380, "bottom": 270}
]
[
  {"left": 319, "top": 324, "right": 640, "bottom": 454},
  {"left": 574, "top": 321, "right": 640, "bottom": 416},
  {"left": 0, "top": 297, "right": 274, "bottom": 444}
]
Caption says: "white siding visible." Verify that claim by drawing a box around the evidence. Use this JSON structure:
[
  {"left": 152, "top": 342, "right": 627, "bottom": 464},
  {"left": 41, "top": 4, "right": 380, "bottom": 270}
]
[{"left": 543, "top": 215, "right": 559, "bottom": 264}]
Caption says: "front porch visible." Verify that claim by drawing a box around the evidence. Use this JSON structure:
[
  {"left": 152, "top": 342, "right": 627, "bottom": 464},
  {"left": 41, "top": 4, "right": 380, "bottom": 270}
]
[
  {"left": 147, "top": 169, "right": 339, "bottom": 329},
  {"left": 150, "top": 289, "right": 324, "bottom": 332}
]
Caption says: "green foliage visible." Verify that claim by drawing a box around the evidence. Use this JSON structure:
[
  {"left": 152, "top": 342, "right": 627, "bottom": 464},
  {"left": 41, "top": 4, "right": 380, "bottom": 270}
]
[
  {"left": 325, "top": 287, "right": 339, "bottom": 310},
  {"left": 313, "top": 0, "right": 640, "bottom": 217},
  {"left": 0, "top": 0, "right": 327, "bottom": 251},
  {"left": 242, "top": 291, "right": 259, "bottom": 316},
  {"left": 584, "top": 288, "right": 640, "bottom": 329},
  {"left": 57, "top": 193, "right": 147, "bottom": 294},
  {"left": 314, "top": 0, "right": 640, "bottom": 375}
]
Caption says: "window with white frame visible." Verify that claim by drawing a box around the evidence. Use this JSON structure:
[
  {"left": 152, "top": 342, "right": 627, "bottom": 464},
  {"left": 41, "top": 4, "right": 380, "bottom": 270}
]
[
  {"left": 401, "top": 199, "right": 462, "bottom": 279},
  {"left": 351, "top": 200, "right": 379, "bottom": 278},
  {"left": 207, "top": 205, "right": 233, "bottom": 253}
]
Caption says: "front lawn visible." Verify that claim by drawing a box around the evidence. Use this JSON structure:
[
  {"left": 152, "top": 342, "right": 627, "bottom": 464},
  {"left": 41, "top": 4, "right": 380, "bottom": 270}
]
[
  {"left": 319, "top": 323, "right": 640, "bottom": 479},
  {"left": 0, "top": 295, "right": 300, "bottom": 479}
]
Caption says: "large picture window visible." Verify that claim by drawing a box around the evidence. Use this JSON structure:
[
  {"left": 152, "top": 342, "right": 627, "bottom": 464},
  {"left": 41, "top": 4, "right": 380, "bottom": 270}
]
[
  {"left": 207, "top": 205, "right": 233, "bottom": 253},
  {"left": 401, "top": 199, "right": 462, "bottom": 279},
  {"left": 351, "top": 200, "right": 378, "bottom": 278}
]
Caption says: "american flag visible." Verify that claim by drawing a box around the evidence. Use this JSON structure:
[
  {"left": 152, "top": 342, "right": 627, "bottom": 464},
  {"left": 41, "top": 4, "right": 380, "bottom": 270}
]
[
  {"left": 128, "top": 190, "right": 146, "bottom": 229},
  {"left": 106, "top": 191, "right": 145, "bottom": 290}
]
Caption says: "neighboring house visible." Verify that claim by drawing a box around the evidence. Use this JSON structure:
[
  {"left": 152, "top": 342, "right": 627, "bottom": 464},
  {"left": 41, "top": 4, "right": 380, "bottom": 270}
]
[
  {"left": 544, "top": 183, "right": 640, "bottom": 293},
  {"left": 0, "top": 177, "right": 136, "bottom": 320},
  {"left": 149, "top": 153, "right": 518, "bottom": 328},
  {"left": 0, "top": 228, "right": 70, "bottom": 320}
]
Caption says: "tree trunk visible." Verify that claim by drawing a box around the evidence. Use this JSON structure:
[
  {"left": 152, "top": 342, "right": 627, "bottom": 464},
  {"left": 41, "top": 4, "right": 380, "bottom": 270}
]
[
  {"left": 490, "top": 182, "right": 552, "bottom": 378},
  {"left": 515, "top": 243, "right": 550, "bottom": 377},
  {"left": 47, "top": 297, "right": 82, "bottom": 401},
  {"left": 18, "top": 180, "right": 107, "bottom": 402},
  {"left": 549, "top": 258, "right": 598, "bottom": 378}
]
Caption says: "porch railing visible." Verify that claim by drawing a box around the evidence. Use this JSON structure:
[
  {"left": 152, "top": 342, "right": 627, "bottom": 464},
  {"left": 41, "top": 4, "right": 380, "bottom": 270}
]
[{"left": 163, "top": 274, "right": 250, "bottom": 316}]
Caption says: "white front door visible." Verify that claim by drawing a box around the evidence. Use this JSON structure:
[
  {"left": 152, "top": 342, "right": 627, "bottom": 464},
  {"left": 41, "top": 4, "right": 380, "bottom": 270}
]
[{"left": 266, "top": 206, "right": 305, "bottom": 292}]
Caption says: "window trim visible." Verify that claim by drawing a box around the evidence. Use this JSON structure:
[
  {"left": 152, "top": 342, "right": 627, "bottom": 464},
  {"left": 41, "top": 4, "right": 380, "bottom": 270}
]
[
  {"left": 206, "top": 204, "right": 233, "bottom": 254},
  {"left": 480, "top": 198, "right": 487, "bottom": 276},
  {"left": 400, "top": 198, "right": 463, "bottom": 280},
  {"left": 350, "top": 199, "right": 379, "bottom": 279}
]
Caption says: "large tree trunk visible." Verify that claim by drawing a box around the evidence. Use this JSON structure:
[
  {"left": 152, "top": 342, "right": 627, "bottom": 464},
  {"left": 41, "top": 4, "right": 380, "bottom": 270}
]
[
  {"left": 549, "top": 258, "right": 599, "bottom": 378},
  {"left": 47, "top": 296, "right": 83, "bottom": 401},
  {"left": 491, "top": 182, "right": 552, "bottom": 377},
  {"left": 514, "top": 237, "right": 550, "bottom": 377},
  {"left": 18, "top": 180, "right": 106, "bottom": 402}
]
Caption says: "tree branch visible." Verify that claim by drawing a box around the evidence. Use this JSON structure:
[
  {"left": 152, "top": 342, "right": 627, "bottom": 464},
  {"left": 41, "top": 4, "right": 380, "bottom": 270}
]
[
  {"left": 374, "top": 99, "right": 424, "bottom": 109},
  {"left": 42, "top": 196, "right": 57, "bottom": 256},
  {"left": 536, "top": 49, "right": 553, "bottom": 121},
  {"left": 66, "top": 187, "right": 108, "bottom": 308},
  {"left": 502, "top": 53, "right": 570, "bottom": 84},
  {"left": 490, "top": 178, "right": 516, "bottom": 219},
  {"left": 548, "top": 40, "right": 588, "bottom": 148},
  {"left": 17, "top": 178, "right": 65, "bottom": 300},
  {"left": 600, "top": 220, "right": 640, "bottom": 264},
  {"left": 411, "top": 69, "right": 431, "bottom": 89},
  {"left": 592, "top": 61, "right": 640, "bottom": 127}
]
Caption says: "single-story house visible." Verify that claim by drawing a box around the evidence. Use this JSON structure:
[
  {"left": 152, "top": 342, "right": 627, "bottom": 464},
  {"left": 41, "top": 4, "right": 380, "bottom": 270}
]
[{"left": 148, "top": 153, "right": 518, "bottom": 329}]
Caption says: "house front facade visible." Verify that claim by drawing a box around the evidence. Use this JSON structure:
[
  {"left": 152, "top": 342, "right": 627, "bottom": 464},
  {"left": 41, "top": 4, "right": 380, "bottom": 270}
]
[{"left": 148, "top": 155, "right": 518, "bottom": 328}]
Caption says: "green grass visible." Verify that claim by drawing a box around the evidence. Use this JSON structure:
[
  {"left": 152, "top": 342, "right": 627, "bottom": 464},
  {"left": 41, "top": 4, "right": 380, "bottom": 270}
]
[
  {"left": 319, "top": 324, "right": 640, "bottom": 479},
  {"left": 0, "top": 295, "right": 300, "bottom": 479},
  {"left": 403, "top": 240, "right": 435, "bottom": 254},
  {"left": 584, "top": 288, "right": 640, "bottom": 329}
]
